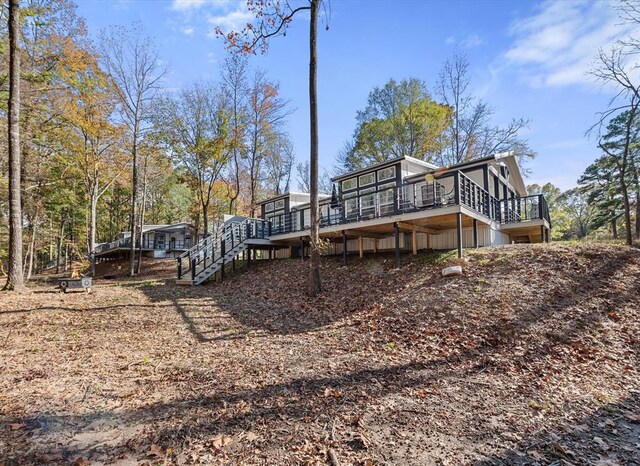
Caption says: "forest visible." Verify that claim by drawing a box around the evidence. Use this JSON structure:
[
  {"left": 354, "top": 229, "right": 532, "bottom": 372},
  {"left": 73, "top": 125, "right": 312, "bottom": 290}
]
[{"left": 0, "top": 0, "right": 639, "bottom": 289}]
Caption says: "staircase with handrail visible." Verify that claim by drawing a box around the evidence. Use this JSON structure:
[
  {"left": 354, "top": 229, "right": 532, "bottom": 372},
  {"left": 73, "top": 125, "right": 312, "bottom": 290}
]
[{"left": 176, "top": 218, "right": 271, "bottom": 285}]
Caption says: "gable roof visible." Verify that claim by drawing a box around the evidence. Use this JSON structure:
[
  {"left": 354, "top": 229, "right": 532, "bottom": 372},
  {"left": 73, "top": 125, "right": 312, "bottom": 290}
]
[{"left": 331, "top": 155, "right": 438, "bottom": 183}]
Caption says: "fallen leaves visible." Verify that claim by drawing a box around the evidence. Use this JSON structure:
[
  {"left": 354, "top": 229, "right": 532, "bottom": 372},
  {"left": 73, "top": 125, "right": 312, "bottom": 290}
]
[{"left": 0, "top": 243, "right": 639, "bottom": 465}]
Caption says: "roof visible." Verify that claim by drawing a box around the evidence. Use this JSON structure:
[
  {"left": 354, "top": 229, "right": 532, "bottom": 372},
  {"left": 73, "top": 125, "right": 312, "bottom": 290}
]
[
  {"left": 402, "top": 152, "right": 527, "bottom": 196},
  {"left": 495, "top": 152, "right": 527, "bottom": 196},
  {"left": 257, "top": 191, "right": 331, "bottom": 205},
  {"left": 331, "top": 155, "right": 438, "bottom": 183},
  {"left": 119, "top": 222, "right": 192, "bottom": 236}
]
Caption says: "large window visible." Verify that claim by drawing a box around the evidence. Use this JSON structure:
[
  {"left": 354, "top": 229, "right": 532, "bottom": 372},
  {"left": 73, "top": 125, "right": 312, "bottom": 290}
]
[
  {"left": 360, "top": 187, "right": 376, "bottom": 217},
  {"left": 378, "top": 166, "right": 396, "bottom": 182},
  {"left": 359, "top": 172, "right": 375, "bottom": 187},
  {"left": 344, "top": 194, "right": 358, "bottom": 220},
  {"left": 342, "top": 177, "right": 357, "bottom": 191},
  {"left": 378, "top": 183, "right": 395, "bottom": 215}
]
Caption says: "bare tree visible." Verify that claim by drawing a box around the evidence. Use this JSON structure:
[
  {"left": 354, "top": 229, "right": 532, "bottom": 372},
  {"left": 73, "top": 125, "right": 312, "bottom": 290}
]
[
  {"left": 245, "top": 71, "right": 291, "bottom": 216},
  {"left": 265, "top": 134, "right": 295, "bottom": 195},
  {"left": 3, "top": 0, "right": 25, "bottom": 292},
  {"left": 221, "top": 54, "right": 249, "bottom": 215},
  {"left": 296, "top": 159, "right": 333, "bottom": 194},
  {"left": 99, "top": 22, "right": 165, "bottom": 276},
  {"left": 436, "top": 53, "right": 533, "bottom": 167},
  {"left": 589, "top": 9, "right": 640, "bottom": 246}
]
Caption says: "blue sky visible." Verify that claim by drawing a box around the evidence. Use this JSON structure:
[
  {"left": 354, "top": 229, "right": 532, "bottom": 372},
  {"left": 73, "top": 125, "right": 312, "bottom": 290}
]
[{"left": 76, "top": 0, "right": 632, "bottom": 190}]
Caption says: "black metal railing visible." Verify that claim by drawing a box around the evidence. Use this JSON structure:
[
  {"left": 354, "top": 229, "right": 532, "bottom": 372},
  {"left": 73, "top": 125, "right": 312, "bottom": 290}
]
[
  {"left": 176, "top": 218, "right": 269, "bottom": 281},
  {"left": 94, "top": 237, "right": 193, "bottom": 254},
  {"left": 265, "top": 170, "right": 550, "bottom": 237},
  {"left": 499, "top": 194, "right": 550, "bottom": 225}
]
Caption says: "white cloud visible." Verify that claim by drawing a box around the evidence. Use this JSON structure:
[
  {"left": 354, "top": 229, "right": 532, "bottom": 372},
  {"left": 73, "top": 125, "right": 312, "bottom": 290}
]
[
  {"left": 461, "top": 34, "right": 484, "bottom": 48},
  {"left": 181, "top": 26, "right": 195, "bottom": 36},
  {"left": 504, "top": 0, "right": 638, "bottom": 88},
  {"left": 171, "top": 0, "right": 231, "bottom": 11},
  {"left": 445, "top": 34, "right": 484, "bottom": 48},
  {"left": 171, "top": 0, "right": 206, "bottom": 11},
  {"left": 207, "top": 5, "right": 253, "bottom": 34}
]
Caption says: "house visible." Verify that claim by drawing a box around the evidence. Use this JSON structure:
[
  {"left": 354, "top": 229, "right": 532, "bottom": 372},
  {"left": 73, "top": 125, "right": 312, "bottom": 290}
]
[
  {"left": 94, "top": 222, "right": 197, "bottom": 260},
  {"left": 176, "top": 152, "right": 551, "bottom": 285}
]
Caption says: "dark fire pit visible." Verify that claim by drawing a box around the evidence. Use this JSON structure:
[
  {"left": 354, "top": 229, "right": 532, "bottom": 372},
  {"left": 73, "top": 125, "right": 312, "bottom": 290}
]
[{"left": 58, "top": 277, "right": 92, "bottom": 293}]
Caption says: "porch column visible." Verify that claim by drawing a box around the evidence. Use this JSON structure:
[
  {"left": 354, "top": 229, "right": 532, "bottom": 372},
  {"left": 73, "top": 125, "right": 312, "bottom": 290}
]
[
  {"left": 456, "top": 212, "right": 463, "bottom": 259},
  {"left": 342, "top": 230, "right": 347, "bottom": 266},
  {"left": 394, "top": 222, "right": 401, "bottom": 268},
  {"left": 473, "top": 218, "right": 478, "bottom": 248},
  {"left": 358, "top": 236, "right": 363, "bottom": 258},
  {"left": 412, "top": 229, "right": 417, "bottom": 255}
]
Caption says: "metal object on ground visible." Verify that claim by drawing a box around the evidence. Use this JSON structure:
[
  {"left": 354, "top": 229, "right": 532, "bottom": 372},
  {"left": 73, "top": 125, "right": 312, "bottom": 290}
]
[{"left": 58, "top": 277, "right": 92, "bottom": 293}]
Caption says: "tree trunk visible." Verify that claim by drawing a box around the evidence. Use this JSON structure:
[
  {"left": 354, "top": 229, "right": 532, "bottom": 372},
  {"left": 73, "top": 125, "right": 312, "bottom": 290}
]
[
  {"left": 612, "top": 216, "right": 618, "bottom": 240},
  {"left": 307, "top": 0, "right": 321, "bottom": 297},
  {"left": 620, "top": 178, "right": 633, "bottom": 246},
  {"left": 26, "top": 215, "right": 37, "bottom": 281},
  {"left": 129, "top": 134, "right": 138, "bottom": 276},
  {"left": 56, "top": 216, "right": 65, "bottom": 274},
  {"left": 4, "top": 0, "right": 24, "bottom": 292},
  {"left": 202, "top": 199, "right": 209, "bottom": 234},
  {"left": 635, "top": 189, "right": 639, "bottom": 240},
  {"left": 136, "top": 154, "right": 149, "bottom": 274},
  {"left": 89, "top": 192, "right": 98, "bottom": 277}
]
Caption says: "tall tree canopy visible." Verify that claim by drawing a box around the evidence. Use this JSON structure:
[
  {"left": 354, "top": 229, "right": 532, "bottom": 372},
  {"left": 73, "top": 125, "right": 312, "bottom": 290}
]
[{"left": 339, "top": 78, "right": 449, "bottom": 171}]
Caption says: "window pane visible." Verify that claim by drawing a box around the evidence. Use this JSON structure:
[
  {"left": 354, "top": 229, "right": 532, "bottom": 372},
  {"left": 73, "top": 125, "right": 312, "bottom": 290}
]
[
  {"left": 275, "top": 199, "right": 285, "bottom": 210},
  {"left": 265, "top": 202, "right": 274, "bottom": 212},
  {"left": 359, "top": 172, "right": 375, "bottom": 186},
  {"left": 342, "top": 178, "right": 357, "bottom": 191},
  {"left": 378, "top": 166, "right": 396, "bottom": 182}
]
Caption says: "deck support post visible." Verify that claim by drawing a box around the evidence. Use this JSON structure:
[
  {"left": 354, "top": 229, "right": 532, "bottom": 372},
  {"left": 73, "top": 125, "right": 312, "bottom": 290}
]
[
  {"left": 394, "top": 222, "right": 401, "bottom": 268},
  {"left": 456, "top": 212, "right": 463, "bottom": 259},
  {"left": 412, "top": 229, "right": 417, "bottom": 255},
  {"left": 342, "top": 230, "right": 347, "bottom": 266},
  {"left": 473, "top": 218, "right": 478, "bottom": 248},
  {"left": 247, "top": 246, "right": 251, "bottom": 269},
  {"left": 359, "top": 236, "right": 363, "bottom": 258},
  {"left": 232, "top": 257, "right": 235, "bottom": 271},
  {"left": 374, "top": 239, "right": 378, "bottom": 254},
  {"left": 300, "top": 237, "right": 304, "bottom": 260},
  {"left": 269, "top": 248, "right": 272, "bottom": 261},
  {"left": 540, "top": 225, "right": 545, "bottom": 243}
]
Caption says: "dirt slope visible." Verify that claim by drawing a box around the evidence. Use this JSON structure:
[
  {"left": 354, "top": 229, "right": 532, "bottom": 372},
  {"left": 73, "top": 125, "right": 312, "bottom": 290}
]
[{"left": 0, "top": 243, "right": 639, "bottom": 465}]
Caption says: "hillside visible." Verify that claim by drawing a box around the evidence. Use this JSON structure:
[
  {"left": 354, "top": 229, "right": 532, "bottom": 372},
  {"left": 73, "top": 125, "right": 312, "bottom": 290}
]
[{"left": 1, "top": 243, "right": 639, "bottom": 465}]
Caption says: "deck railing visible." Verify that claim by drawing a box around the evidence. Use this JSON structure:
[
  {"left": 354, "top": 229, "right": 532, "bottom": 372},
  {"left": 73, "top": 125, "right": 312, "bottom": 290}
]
[
  {"left": 499, "top": 194, "right": 550, "bottom": 225},
  {"left": 266, "top": 170, "right": 550, "bottom": 237},
  {"left": 94, "top": 237, "right": 193, "bottom": 254},
  {"left": 176, "top": 218, "right": 270, "bottom": 281},
  {"left": 269, "top": 171, "right": 499, "bottom": 235}
]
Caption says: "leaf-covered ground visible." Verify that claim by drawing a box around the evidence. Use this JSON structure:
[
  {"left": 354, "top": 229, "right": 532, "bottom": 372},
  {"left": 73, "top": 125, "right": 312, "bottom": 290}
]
[{"left": 1, "top": 243, "right": 639, "bottom": 465}]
